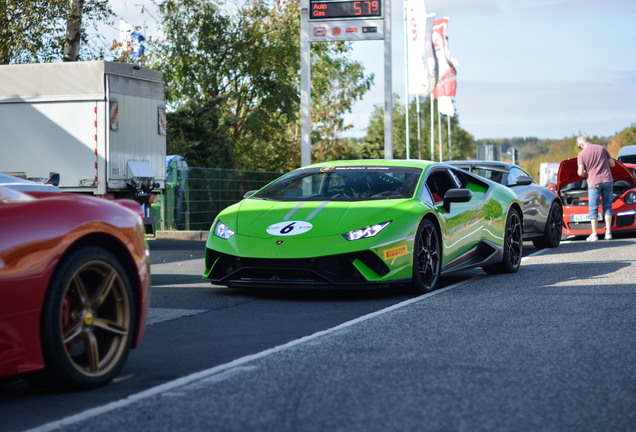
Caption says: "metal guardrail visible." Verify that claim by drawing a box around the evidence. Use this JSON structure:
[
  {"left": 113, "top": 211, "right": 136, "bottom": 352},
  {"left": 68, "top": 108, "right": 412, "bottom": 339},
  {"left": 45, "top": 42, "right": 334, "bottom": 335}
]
[{"left": 152, "top": 167, "right": 282, "bottom": 232}]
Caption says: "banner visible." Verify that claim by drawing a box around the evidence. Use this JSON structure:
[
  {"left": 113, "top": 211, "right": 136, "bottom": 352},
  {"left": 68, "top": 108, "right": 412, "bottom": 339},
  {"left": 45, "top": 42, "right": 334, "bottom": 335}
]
[
  {"left": 432, "top": 17, "right": 459, "bottom": 98},
  {"left": 405, "top": 0, "right": 437, "bottom": 95},
  {"left": 437, "top": 96, "right": 455, "bottom": 116}
]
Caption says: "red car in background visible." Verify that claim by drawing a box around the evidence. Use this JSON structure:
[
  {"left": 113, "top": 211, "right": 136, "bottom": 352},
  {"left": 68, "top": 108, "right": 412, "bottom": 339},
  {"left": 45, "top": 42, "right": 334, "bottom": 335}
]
[
  {"left": 556, "top": 158, "right": 636, "bottom": 238},
  {"left": 0, "top": 185, "right": 150, "bottom": 390}
]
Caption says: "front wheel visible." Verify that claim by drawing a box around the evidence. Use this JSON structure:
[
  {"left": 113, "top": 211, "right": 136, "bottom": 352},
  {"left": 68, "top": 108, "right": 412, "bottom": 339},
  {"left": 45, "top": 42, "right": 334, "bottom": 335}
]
[
  {"left": 412, "top": 219, "right": 441, "bottom": 293},
  {"left": 484, "top": 207, "right": 523, "bottom": 274},
  {"left": 532, "top": 201, "right": 562, "bottom": 249},
  {"left": 38, "top": 246, "right": 137, "bottom": 391}
]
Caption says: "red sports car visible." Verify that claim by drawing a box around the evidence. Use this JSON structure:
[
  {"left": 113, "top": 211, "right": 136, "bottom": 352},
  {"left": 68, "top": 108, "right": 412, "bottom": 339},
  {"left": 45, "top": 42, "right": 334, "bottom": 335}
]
[
  {"left": 0, "top": 187, "right": 151, "bottom": 390},
  {"left": 556, "top": 158, "right": 636, "bottom": 238}
]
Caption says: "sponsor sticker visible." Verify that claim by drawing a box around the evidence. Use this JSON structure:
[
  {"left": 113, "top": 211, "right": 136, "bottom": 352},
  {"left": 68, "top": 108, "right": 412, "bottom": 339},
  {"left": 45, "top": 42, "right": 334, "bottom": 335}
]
[
  {"left": 383, "top": 246, "right": 408, "bottom": 260},
  {"left": 267, "top": 221, "right": 313, "bottom": 236}
]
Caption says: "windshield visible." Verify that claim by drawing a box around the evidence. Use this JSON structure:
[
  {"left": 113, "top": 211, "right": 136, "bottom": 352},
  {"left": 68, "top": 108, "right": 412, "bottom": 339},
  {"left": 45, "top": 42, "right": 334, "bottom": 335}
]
[{"left": 251, "top": 166, "right": 422, "bottom": 201}]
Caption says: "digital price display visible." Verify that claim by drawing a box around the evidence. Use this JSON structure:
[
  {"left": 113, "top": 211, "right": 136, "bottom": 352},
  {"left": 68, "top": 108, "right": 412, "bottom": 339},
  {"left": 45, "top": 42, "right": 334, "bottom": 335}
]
[{"left": 310, "top": 1, "right": 382, "bottom": 20}]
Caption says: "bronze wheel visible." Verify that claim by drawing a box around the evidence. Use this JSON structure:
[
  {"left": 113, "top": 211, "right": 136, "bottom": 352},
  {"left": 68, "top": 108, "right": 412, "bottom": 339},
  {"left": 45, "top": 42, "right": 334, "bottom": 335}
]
[{"left": 39, "top": 246, "right": 136, "bottom": 390}]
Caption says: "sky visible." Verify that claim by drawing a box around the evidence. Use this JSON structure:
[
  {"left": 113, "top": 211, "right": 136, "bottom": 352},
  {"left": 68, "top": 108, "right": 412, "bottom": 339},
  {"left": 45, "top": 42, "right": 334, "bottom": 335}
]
[{"left": 108, "top": 0, "right": 636, "bottom": 141}]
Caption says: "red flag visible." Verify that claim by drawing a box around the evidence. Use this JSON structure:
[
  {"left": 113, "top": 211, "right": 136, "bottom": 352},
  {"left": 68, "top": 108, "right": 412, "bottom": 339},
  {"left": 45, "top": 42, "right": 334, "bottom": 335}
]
[{"left": 432, "top": 17, "right": 458, "bottom": 98}]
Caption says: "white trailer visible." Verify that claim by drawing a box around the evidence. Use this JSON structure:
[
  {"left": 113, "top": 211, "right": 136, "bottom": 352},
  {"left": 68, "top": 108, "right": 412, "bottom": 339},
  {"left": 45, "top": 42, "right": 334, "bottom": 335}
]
[
  {"left": 539, "top": 162, "right": 560, "bottom": 187},
  {"left": 0, "top": 61, "right": 166, "bottom": 222}
]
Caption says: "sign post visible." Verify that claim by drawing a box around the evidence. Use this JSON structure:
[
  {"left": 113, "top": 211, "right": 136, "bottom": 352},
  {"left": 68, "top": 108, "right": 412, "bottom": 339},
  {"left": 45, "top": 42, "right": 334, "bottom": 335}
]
[{"left": 300, "top": 0, "right": 391, "bottom": 165}]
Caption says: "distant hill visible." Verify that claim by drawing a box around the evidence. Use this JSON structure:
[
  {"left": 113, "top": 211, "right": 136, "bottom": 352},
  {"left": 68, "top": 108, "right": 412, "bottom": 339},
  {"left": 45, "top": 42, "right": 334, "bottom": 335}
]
[{"left": 476, "top": 124, "right": 635, "bottom": 180}]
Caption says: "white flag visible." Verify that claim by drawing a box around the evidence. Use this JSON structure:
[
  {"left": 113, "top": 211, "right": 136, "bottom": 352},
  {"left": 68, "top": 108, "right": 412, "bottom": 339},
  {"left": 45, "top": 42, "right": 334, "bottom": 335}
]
[
  {"left": 437, "top": 96, "right": 455, "bottom": 116},
  {"left": 406, "top": 0, "right": 436, "bottom": 95}
]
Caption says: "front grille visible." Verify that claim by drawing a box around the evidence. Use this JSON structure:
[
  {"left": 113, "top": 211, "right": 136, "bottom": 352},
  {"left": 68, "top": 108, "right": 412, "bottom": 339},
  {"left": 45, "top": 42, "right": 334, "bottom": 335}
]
[
  {"left": 567, "top": 221, "right": 606, "bottom": 231},
  {"left": 206, "top": 250, "right": 391, "bottom": 287},
  {"left": 616, "top": 214, "right": 635, "bottom": 227}
]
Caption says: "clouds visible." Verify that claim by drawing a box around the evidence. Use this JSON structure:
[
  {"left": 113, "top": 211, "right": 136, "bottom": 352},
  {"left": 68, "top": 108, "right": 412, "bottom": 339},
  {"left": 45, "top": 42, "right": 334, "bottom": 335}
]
[
  {"left": 345, "top": 0, "right": 636, "bottom": 139},
  {"left": 457, "top": 78, "right": 636, "bottom": 138}
]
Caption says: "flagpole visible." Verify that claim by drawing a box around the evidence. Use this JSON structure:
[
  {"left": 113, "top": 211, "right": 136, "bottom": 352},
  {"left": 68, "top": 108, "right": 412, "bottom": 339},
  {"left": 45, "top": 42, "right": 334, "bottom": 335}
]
[
  {"left": 416, "top": 96, "right": 422, "bottom": 159},
  {"left": 447, "top": 114, "right": 452, "bottom": 159},
  {"left": 403, "top": 0, "right": 410, "bottom": 160},
  {"left": 430, "top": 96, "right": 435, "bottom": 161},
  {"left": 426, "top": 12, "right": 436, "bottom": 162},
  {"left": 438, "top": 102, "right": 442, "bottom": 161}
]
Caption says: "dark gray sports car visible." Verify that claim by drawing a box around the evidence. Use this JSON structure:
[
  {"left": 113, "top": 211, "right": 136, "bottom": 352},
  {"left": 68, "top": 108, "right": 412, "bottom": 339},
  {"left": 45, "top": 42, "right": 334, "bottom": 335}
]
[{"left": 447, "top": 160, "right": 562, "bottom": 248}]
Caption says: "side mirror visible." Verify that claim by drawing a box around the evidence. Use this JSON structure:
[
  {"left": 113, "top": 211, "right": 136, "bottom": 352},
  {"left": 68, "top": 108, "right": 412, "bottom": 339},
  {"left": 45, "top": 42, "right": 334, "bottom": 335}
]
[
  {"left": 46, "top": 173, "right": 60, "bottom": 186},
  {"left": 443, "top": 188, "right": 473, "bottom": 212},
  {"left": 515, "top": 175, "right": 534, "bottom": 186},
  {"left": 243, "top": 190, "right": 258, "bottom": 199}
]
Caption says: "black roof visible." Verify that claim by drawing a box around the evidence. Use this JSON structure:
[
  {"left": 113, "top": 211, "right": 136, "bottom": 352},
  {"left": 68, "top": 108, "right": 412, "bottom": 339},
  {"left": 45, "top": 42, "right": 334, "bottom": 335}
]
[{"left": 446, "top": 160, "right": 517, "bottom": 171}]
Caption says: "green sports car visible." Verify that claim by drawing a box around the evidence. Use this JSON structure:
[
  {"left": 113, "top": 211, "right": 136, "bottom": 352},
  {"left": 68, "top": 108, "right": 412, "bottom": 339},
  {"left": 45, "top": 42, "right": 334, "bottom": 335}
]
[{"left": 204, "top": 160, "right": 523, "bottom": 292}]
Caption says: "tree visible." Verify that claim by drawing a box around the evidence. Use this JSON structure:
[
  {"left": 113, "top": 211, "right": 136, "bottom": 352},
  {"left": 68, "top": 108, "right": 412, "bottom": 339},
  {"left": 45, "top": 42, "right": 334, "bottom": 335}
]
[
  {"left": 63, "top": 0, "right": 84, "bottom": 61},
  {"left": 310, "top": 42, "right": 374, "bottom": 162},
  {"left": 154, "top": 0, "right": 373, "bottom": 171},
  {"left": 361, "top": 96, "right": 475, "bottom": 161},
  {"left": 0, "top": 0, "right": 112, "bottom": 64},
  {"left": 608, "top": 124, "right": 636, "bottom": 157},
  {"left": 166, "top": 98, "right": 234, "bottom": 169}
]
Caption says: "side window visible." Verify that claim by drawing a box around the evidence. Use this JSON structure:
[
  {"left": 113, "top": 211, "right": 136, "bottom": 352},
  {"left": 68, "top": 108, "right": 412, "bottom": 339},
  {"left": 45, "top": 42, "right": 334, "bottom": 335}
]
[
  {"left": 506, "top": 167, "right": 526, "bottom": 187},
  {"left": 426, "top": 169, "right": 460, "bottom": 204},
  {"left": 448, "top": 169, "right": 464, "bottom": 188}
]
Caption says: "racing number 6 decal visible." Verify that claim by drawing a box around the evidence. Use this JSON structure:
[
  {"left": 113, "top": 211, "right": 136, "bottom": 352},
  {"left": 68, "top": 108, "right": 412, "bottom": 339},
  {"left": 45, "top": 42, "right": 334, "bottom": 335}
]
[
  {"left": 267, "top": 221, "right": 313, "bottom": 236},
  {"left": 281, "top": 222, "right": 296, "bottom": 234}
]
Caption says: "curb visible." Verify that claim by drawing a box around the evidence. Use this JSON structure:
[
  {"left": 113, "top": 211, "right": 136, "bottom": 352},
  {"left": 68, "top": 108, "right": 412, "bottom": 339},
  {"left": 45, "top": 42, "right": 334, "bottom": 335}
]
[{"left": 153, "top": 230, "right": 208, "bottom": 241}]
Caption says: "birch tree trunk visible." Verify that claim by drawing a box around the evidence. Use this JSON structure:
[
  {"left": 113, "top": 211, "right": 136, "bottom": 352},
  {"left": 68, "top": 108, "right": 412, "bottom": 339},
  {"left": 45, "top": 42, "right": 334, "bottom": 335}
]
[{"left": 63, "top": 0, "right": 85, "bottom": 62}]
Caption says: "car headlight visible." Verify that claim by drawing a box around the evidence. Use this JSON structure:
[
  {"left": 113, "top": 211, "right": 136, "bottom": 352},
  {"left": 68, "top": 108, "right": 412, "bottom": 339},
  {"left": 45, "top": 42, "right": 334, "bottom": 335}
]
[
  {"left": 214, "top": 220, "right": 235, "bottom": 240},
  {"left": 342, "top": 221, "right": 391, "bottom": 241},
  {"left": 624, "top": 191, "right": 636, "bottom": 205}
]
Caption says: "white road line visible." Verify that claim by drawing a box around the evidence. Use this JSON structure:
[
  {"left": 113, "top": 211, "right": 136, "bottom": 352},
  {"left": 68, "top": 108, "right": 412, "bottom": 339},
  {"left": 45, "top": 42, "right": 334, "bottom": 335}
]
[{"left": 26, "top": 250, "right": 548, "bottom": 432}]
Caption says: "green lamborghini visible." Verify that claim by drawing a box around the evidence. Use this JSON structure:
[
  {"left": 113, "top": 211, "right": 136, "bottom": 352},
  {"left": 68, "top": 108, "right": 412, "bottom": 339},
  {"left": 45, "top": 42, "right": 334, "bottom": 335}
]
[{"left": 204, "top": 160, "right": 523, "bottom": 292}]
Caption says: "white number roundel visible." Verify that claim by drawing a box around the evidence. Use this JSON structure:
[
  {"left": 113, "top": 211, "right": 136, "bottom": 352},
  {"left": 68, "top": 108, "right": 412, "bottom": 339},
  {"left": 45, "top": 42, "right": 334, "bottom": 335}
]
[{"left": 266, "top": 221, "right": 313, "bottom": 236}]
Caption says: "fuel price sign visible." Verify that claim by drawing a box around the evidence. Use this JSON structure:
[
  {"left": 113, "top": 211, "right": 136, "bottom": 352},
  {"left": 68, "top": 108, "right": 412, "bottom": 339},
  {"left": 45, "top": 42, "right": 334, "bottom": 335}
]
[{"left": 309, "top": 0, "right": 382, "bottom": 20}]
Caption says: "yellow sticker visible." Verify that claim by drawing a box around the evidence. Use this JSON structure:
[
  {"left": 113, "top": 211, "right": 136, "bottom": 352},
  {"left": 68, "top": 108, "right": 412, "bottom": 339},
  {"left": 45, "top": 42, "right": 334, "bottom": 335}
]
[{"left": 383, "top": 246, "right": 408, "bottom": 260}]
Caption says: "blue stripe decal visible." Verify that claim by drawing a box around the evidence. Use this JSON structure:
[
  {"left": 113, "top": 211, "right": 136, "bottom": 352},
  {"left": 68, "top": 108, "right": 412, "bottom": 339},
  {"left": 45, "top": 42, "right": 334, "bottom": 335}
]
[
  {"left": 305, "top": 201, "right": 330, "bottom": 221},
  {"left": 284, "top": 202, "right": 305, "bottom": 221}
]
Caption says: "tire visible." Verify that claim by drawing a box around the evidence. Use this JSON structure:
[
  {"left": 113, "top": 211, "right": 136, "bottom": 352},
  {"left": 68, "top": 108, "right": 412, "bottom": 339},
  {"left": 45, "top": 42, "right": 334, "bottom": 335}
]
[
  {"left": 484, "top": 207, "right": 523, "bottom": 274},
  {"left": 38, "top": 246, "right": 137, "bottom": 391},
  {"left": 532, "top": 201, "right": 563, "bottom": 249},
  {"left": 412, "top": 219, "right": 441, "bottom": 293}
]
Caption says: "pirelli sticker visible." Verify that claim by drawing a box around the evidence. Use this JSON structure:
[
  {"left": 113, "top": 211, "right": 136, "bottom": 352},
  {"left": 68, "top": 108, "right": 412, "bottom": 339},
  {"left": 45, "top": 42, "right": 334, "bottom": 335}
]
[{"left": 383, "top": 246, "right": 408, "bottom": 260}]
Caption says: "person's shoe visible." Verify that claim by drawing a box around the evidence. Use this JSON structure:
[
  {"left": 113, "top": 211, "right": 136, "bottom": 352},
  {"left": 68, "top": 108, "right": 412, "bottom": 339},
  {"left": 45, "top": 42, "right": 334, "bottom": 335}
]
[
  {"left": 586, "top": 233, "right": 598, "bottom": 242},
  {"left": 605, "top": 231, "right": 612, "bottom": 240}
]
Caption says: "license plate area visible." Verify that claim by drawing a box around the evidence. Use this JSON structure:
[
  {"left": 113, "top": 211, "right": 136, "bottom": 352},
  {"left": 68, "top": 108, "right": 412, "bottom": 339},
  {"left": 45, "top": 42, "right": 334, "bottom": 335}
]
[{"left": 572, "top": 214, "right": 589, "bottom": 222}]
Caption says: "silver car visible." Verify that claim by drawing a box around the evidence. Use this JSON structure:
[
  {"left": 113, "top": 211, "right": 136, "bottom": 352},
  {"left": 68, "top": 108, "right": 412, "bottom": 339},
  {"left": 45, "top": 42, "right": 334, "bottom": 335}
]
[
  {"left": 0, "top": 173, "right": 60, "bottom": 192},
  {"left": 447, "top": 161, "right": 562, "bottom": 248}
]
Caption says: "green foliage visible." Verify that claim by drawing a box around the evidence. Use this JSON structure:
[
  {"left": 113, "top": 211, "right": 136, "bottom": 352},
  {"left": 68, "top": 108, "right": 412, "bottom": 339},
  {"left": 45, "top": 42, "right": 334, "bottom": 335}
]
[
  {"left": 0, "top": 0, "right": 112, "bottom": 64},
  {"left": 155, "top": 0, "right": 373, "bottom": 171},
  {"left": 608, "top": 124, "right": 636, "bottom": 157},
  {"left": 479, "top": 133, "right": 618, "bottom": 181},
  {"left": 310, "top": 42, "right": 374, "bottom": 161},
  {"left": 360, "top": 95, "right": 475, "bottom": 161},
  {"left": 166, "top": 98, "right": 234, "bottom": 169},
  {"left": 156, "top": 0, "right": 302, "bottom": 170}
]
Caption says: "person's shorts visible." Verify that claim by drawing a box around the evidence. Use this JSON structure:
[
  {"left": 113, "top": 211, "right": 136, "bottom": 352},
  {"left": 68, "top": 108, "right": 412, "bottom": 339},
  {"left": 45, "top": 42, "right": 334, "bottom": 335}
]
[{"left": 588, "top": 181, "right": 613, "bottom": 219}]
